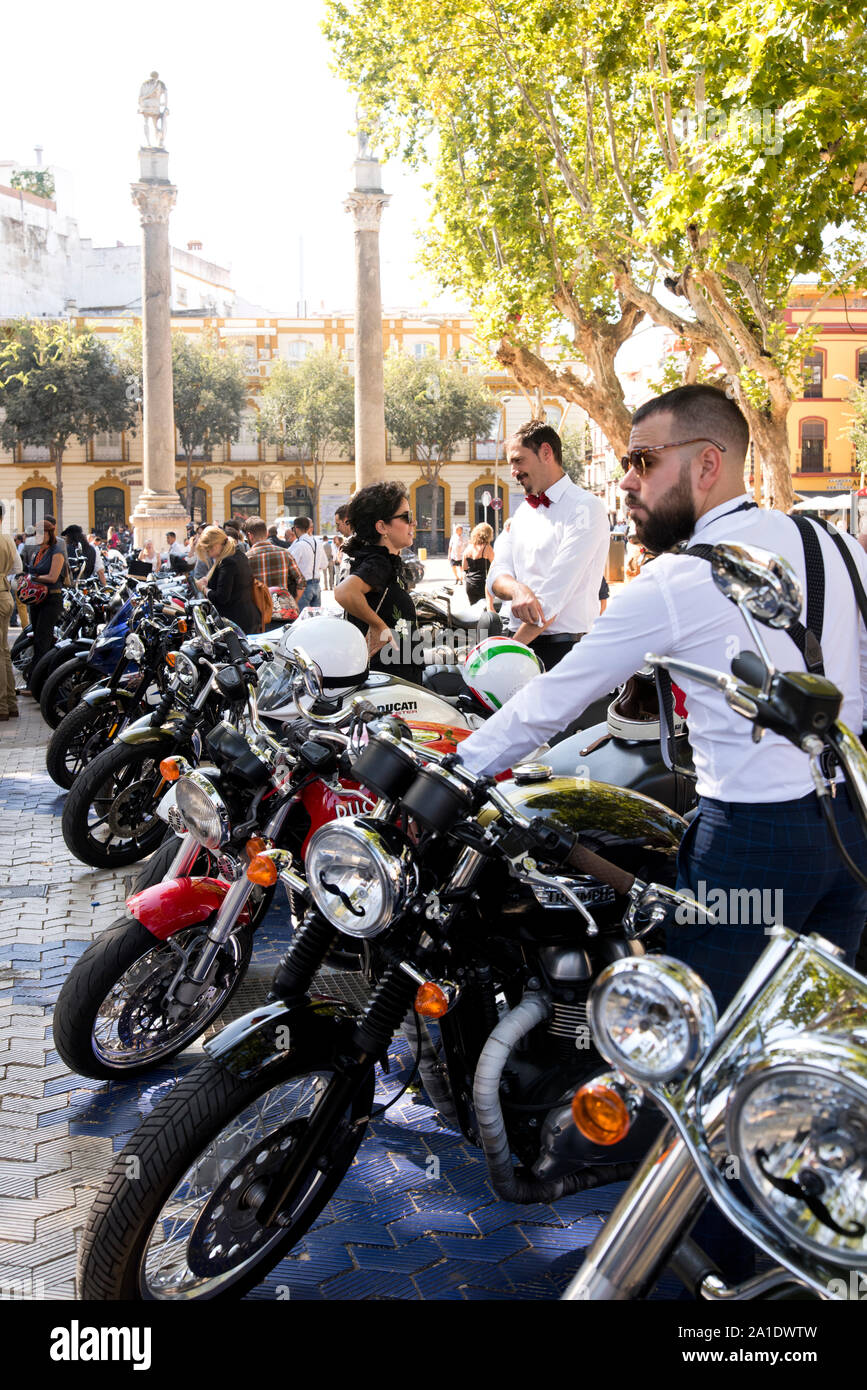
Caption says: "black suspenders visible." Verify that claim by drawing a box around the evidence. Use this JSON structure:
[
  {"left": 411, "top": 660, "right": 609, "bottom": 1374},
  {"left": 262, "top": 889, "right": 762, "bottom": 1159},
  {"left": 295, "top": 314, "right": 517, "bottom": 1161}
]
[{"left": 654, "top": 504, "right": 867, "bottom": 774}]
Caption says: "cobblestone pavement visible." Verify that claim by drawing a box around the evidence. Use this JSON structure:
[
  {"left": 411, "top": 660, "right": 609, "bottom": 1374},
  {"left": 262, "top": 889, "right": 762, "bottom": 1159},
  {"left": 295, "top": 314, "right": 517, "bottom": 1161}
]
[{"left": 0, "top": 694, "right": 658, "bottom": 1303}]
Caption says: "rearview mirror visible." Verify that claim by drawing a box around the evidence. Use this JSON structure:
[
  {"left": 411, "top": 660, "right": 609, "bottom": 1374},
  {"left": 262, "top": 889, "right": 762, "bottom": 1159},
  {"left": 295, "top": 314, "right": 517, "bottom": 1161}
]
[
  {"left": 710, "top": 543, "right": 802, "bottom": 629},
  {"left": 292, "top": 646, "right": 325, "bottom": 700}
]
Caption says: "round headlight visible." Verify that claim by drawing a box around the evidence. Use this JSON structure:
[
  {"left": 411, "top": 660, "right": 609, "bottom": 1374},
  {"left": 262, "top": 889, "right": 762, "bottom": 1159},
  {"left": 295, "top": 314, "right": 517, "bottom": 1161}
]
[
  {"left": 174, "top": 651, "right": 198, "bottom": 689},
  {"left": 306, "top": 821, "right": 414, "bottom": 938},
  {"left": 589, "top": 956, "right": 717, "bottom": 1084},
  {"left": 174, "top": 773, "right": 230, "bottom": 851},
  {"left": 726, "top": 1044, "right": 867, "bottom": 1269}
]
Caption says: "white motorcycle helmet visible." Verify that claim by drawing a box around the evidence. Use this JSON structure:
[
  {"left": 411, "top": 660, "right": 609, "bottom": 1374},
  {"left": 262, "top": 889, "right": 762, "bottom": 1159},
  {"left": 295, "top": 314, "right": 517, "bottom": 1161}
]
[
  {"left": 462, "top": 637, "right": 542, "bottom": 712},
  {"left": 279, "top": 615, "right": 369, "bottom": 697},
  {"left": 606, "top": 665, "right": 688, "bottom": 741}
]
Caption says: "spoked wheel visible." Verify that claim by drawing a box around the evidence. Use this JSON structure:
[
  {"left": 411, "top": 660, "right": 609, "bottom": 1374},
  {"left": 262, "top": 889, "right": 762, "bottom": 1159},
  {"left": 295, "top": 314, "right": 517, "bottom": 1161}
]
[
  {"left": 53, "top": 917, "right": 256, "bottom": 1079},
  {"left": 62, "top": 739, "right": 174, "bottom": 867},
  {"left": 12, "top": 634, "right": 34, "bottom": 692},
  {"left": 40, "top": 657, "right": 101, "bottom": 729},
  {"left": 78, "top": 1056, "right": 374, "bottom": 1300},
  {"left": 46, "top": 699, "right": 126, "bottom": 790}
]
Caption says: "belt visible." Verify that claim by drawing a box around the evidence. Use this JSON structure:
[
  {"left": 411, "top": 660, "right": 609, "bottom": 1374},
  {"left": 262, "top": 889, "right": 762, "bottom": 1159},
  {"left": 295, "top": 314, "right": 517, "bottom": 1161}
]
[{"left": 511, "top": 631, "right": 583, "bottom": 645}]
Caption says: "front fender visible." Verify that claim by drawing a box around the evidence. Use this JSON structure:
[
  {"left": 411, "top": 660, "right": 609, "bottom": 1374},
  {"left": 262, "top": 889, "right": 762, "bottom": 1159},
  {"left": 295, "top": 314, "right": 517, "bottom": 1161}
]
[
  {"left": 127, "top": 875, "right": 230, "bottom": 938},
  {"left": 82, "top": 683, "right": 135, "bottom": 709},
  {"left": 205, "top": 996, "right": 359, "bottom": 1080},
  {"left": 118, "top": 713, "right": 185, "bottom": 745}
]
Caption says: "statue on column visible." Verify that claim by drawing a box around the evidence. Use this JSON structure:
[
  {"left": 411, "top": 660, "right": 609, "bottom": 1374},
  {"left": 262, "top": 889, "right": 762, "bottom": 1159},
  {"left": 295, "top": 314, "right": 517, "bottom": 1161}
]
[{"left": 138, "top": 71, "right": 169, "bottom": 147}]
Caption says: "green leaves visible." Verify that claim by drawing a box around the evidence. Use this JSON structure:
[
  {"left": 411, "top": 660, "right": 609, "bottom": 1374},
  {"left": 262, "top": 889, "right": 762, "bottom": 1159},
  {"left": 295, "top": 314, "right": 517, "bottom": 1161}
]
[{"left": 383, "top": 352, "right": 498, "bottom": 463}]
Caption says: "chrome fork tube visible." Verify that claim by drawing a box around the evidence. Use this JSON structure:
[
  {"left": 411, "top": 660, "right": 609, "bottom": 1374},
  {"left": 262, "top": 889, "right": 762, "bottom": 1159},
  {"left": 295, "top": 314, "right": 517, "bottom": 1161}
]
[
  {"left": 166, "top": 834, "right": 201, "bottom": 880},
  {"left": 561, "top": 1124, "right": 709, "bottom": 1301},
  {"left": 172, "top": 874, "right": 254, "bottom": 999}
]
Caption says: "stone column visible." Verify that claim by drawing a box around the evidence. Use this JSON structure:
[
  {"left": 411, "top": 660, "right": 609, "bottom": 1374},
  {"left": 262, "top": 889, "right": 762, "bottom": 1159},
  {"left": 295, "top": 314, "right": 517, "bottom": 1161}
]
[
  {"left": 129, "top": 146, "right": 189, "bottom": 549},
  {"left": 345, "top": 145, "right": 390, "bottom": 490}
]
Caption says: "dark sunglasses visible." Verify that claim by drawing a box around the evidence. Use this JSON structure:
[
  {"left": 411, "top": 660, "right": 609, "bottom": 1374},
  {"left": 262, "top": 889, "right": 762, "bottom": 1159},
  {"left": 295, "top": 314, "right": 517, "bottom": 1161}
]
[
  {"left": 390, "top": 510, "right": 414, "bottom": 525},
  {"left": 621, "top": 437, "right": 727, "bottom": 477}
]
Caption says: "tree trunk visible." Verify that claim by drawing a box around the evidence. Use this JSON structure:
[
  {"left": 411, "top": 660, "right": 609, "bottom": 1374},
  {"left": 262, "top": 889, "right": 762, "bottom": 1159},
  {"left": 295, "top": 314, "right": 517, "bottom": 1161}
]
[
  {"left": 747, "top": 409, "right": 794, "bottom": 510},
  {"left": 496, "top": 336, "right": 633, "bottom": 460},
  {"left": 424, "top": 463, "right": 442, "bottom": 553},
  {"left": 185, "top": 449, "right": 193, "bottom": 524}
]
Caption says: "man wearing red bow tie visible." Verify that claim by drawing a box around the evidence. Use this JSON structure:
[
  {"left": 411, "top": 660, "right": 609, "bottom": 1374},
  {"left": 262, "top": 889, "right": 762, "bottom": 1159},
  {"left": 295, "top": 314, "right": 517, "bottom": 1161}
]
[{"left": 489, "top": 419, "right": 609, "bottom": 668}]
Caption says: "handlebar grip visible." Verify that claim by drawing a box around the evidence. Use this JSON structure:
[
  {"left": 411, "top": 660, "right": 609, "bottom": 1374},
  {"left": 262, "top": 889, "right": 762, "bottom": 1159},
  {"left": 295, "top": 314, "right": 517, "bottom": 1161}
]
[
  {"left": 730, "top": 650, "right": 767, "bottom": 687},
  {"left": 564, "top": 840, "right": 635, "bottom": 896},
  {"left": 223, "top": 628, "right": 246, "bottom": 663}
]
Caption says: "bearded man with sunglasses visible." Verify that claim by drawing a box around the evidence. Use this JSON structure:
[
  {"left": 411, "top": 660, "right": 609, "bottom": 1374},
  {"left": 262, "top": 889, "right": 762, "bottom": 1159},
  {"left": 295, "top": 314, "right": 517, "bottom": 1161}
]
[
  {"left": 459, "top": 384, "right": 867, "bottom": 1012},
  {"left": 487, "top": 420, "right": 610, "bottom": 670}
]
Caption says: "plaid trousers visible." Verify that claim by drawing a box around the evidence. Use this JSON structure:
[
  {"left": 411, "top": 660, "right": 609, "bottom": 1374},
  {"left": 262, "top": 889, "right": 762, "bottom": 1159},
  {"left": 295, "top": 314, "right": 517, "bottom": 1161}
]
[{"left": 671, "top": 786, "right": 867, "bottom": 1012}]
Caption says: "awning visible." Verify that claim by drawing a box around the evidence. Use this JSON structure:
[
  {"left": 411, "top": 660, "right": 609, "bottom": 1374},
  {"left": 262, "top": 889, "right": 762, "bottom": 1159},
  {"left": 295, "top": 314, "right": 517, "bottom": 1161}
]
[{"left": 790, "top": 491, "right": 853, "bottom": 511}]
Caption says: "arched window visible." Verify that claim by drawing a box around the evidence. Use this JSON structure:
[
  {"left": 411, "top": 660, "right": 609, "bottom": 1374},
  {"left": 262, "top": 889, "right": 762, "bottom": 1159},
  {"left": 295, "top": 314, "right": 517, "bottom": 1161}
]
[
  {"left": 414, "top": 482, "right": 446, "bottom": 554},
  {"left": 858, "top": 348, "right": 867, "bottom": 387},
  {"left": 803, "top": 353, "right": 823, "bottom": 399},
  {"left": 228, "top": 484, "right": 260, "bottom": 518},
  {"left": 178, "top": 485, "right": 208, "bottom": 525},
  {"left": 93, "top": 487, "right": 125, "bottom": 536},
  {"left": 282, "top": 483, "right": 313, "bottom": 518},
  {"left": 21, "top": 487, "right": 53, "bottom": 529},
  {"left": 473, "top": 483, "right": 505, "bottom": 525},
  {"left": 800, "top": 419, "right": 826, "bottom": 473}
]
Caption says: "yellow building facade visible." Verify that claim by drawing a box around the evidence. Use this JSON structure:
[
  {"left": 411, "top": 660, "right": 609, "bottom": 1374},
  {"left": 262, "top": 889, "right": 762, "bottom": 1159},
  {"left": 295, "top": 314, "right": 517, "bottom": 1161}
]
[
  {"left": 0, "top": 312, "right": 577, "bottom": 548},
  {"left": 786, "top": 285, "right": 867, "bottom": 495}
]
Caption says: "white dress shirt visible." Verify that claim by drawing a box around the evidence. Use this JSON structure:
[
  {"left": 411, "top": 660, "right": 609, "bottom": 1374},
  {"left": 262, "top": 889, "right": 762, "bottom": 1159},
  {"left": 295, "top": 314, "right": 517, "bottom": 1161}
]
[
  {"left": 489, "top": 473, "right": 609, "bottom": 636},
  {"left": 459, "top": 495, "right": 867, "bottom": 803},
  {"left": 290, "top": 534, "right": 327, "bottom": 581}
]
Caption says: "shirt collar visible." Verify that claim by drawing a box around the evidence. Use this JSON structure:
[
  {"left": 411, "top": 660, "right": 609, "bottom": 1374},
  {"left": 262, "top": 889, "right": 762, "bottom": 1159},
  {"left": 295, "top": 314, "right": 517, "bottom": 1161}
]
[
  {"left": 535, "top": 472, "right": 571, "bottom": 504},
  {"left": 692, "top": 493, "right": 752, "bottom": 537}
]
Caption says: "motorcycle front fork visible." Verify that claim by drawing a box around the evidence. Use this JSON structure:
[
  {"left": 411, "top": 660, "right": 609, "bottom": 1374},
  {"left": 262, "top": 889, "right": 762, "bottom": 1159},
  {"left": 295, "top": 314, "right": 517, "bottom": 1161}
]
[{"left": 561, "top": 1123, "right": 709, "bottom": 1301}]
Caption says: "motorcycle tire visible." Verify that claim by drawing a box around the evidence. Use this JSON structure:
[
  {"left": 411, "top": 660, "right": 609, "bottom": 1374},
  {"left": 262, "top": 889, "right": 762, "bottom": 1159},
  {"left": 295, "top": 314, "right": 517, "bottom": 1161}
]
[
  {"left": 78, "top": 1054, "right": 375, "bottom": 1299},
  {"left": 46, "top": 698, "right": 127, "bottom": 790},
  {"left": 62, "top": 737, "right": 174, "bottom": 868},
  {"left": 11, "top": 632, "right": 35, "bottom": 691},
  {"left": 53, "top": 915, "right": 255, "bottom": 1081},
  {"left": 39, "top": 656, "right": 102, "bottom": 730},
  {"left": 29, "top": 646, "right": 72, "bottom": 702}
]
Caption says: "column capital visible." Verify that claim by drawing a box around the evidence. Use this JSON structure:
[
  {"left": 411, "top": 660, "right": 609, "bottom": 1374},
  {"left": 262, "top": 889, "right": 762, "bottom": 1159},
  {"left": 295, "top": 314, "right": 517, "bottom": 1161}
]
[
  {"left": 131, "top": 182, "right": 177, "bottom": 225},
  {"left": 344, "top": 190, "right": 391, "bottom": 232}
]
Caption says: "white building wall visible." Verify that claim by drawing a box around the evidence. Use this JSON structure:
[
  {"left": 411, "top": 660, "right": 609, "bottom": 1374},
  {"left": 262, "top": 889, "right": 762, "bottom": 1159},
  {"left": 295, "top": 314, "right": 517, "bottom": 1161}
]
[{"left": 0, "top": 171, "right": 82, "bottom": 318}]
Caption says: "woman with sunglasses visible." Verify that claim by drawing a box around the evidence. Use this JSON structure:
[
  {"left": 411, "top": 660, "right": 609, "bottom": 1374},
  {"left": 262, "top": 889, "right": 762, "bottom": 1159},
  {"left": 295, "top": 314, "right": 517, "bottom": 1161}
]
[{"left": 335, "top": 481, "right": 423, "bottom": 686}]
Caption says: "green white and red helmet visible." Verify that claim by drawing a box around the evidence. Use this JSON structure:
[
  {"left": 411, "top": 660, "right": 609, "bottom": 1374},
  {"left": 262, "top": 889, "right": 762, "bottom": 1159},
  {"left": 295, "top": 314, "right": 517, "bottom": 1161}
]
[{"left": 462, "top": 637, "right": 542, "bottom": 712}]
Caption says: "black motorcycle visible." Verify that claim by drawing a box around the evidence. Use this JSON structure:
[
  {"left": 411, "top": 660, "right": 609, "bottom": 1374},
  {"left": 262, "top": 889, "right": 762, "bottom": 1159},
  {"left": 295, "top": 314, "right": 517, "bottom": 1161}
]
[
  {"left": 27, "top": 577, "right": 118, "bottom": 702},
  {"left": 76, "top": 698, "right": 697, "bottom": 1299},
  {"left": 45, "top": 582, "right": 192, "bottom": 790},
  {"left": 60, "top": 609, "right": 262, "bottom": 869}
]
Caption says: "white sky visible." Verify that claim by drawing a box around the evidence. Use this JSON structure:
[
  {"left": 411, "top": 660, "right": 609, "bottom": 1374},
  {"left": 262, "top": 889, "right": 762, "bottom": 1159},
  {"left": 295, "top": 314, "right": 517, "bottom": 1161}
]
[{"left": 3, "top": 0, "right": 460, "bottom": 315}]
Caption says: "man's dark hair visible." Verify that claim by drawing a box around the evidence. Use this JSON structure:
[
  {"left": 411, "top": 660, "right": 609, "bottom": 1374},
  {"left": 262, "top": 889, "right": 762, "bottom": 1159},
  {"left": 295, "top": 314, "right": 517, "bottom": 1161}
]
[
  {"left": 293, "top": 516, "right": 313, "bottom": 533},
  {"left": 335, "top": 504, "right": 350, "bottom": 522},
  {"left": 166, "top": 531, "right": 176, "bottom": 541},
  {"left": 245, "top": 516, "right": 267, "bottom": 540},
  {"left": 631, "top": 384, "right": 750, "bottom": 462},
  {"left": 344, "top": 481, "right": 408, "bottom": 556},
  {"left": 512, "top": 419, "right": 563, "bottom": 468},
  {"left": 267, "top": 524, "right": 279, "bottom": 536},
  {"left": 62, "top": 524, "right": 84, "bottom": 541}
]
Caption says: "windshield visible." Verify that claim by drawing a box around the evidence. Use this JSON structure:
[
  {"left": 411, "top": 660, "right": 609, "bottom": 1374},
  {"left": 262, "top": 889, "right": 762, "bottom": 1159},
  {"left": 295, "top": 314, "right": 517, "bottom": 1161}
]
[{"left": 256, "top": 658, "right": 298, "bottom": 714}]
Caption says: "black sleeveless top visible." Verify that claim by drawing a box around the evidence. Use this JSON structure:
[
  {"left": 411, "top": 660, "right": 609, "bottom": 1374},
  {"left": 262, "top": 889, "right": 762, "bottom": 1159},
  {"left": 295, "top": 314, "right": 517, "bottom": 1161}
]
[{"left": 346, "top": 546, "right": 422, "bottom": 686}]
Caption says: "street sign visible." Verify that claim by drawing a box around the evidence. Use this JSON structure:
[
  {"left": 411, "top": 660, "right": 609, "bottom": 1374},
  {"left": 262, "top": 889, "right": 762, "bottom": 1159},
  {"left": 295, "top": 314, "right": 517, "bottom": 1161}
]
[
  {"left": 491, "top": 498, "right": 503, "bottom": 510},
  {"left": 481, "top": 490, "right": 492, "bottom": 507}
]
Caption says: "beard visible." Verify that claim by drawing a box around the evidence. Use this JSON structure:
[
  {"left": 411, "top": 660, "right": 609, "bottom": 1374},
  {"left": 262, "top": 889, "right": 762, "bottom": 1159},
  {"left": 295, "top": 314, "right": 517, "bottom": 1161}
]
[{"left": 626, "top": 463, "right": 697, "bottom": 554}]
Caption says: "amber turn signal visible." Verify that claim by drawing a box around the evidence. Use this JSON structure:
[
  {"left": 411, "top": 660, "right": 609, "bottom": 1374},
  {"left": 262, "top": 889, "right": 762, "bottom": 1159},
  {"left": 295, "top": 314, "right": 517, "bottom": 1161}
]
[
  {"left": 247, "top": 853, "right": 279, "bottom": 886},
  {"left": 159, "top": 758, "right": 182, "bottom": 781},
  {"left": 177, "top": 619, "right": 188, "bottom": 633},
  {"left": 571, "top": 1080, "right": 632, "bottom": 1147},
  {"left": 166, "top": 651, "right": 177, "bottom": 668},
  {"left": 414, "top": 982, "right": 449, "bottom": 1019},
  {"left": 245, "top": 836, "right": 269, "bottom": 860}
]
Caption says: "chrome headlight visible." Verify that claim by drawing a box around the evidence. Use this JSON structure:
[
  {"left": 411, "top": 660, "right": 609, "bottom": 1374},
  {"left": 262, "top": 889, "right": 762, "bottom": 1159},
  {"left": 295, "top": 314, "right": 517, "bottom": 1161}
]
[
  {"left": 174, "top": 651, "right": 198, "bottom": 689},
  {"left": 125, "top": 632, "right": 145, "bottom": 661},
  {"left": 589, "top": 956, "right": 717, "bottom": 1084},
  {"left": 306, "top": 820, "right": 415, "bottom": 939},
  {"left": 726, "top": 1038, "right": 867, "bottom": 1269},
  {"left": 174, "top": 772, "right": 230, "bottom": 851}
]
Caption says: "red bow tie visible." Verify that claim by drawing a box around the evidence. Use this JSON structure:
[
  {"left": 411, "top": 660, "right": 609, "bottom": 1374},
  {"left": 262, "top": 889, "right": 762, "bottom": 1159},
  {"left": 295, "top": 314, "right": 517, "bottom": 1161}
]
[{"left": 526, "top": 491, "right": 551, "bottom": 509}]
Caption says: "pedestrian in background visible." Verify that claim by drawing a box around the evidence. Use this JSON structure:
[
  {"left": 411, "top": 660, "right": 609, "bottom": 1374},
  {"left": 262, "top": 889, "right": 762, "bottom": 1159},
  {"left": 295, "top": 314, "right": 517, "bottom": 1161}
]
[
  {"left": 195, "top": 525, "right": 258, "bottom": 633},
  {"left": 25, "top": 514, "right": 68, "bottom": 671},
  {"left": 461, "top": 523, "right": 496, "bottom": 608},
  {"left": 447, "top": 524, "right": 466, "bottom": 581},
  {"left": 289, "top": 517, "right": 328, "bottom": 611},
  {"left": 0, "top": 504, "right": 22, "bottom": 718},
  {"left": 245, "top": 516, "right": 303, "bottom": 628}
]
